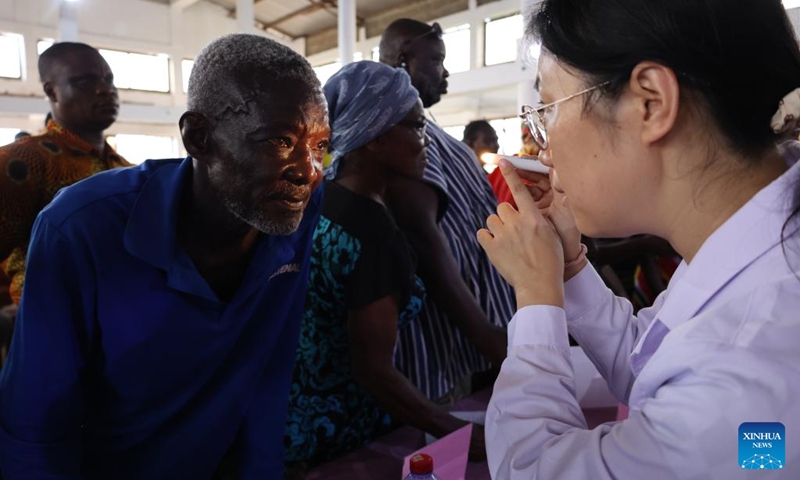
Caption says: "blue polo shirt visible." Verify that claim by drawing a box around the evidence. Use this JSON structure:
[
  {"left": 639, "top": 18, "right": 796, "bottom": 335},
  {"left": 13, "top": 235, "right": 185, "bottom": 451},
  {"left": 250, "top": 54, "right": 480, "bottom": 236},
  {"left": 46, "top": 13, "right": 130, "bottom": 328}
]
[{"left": 0, "top": 158, "right": 321, "bottom": 479}]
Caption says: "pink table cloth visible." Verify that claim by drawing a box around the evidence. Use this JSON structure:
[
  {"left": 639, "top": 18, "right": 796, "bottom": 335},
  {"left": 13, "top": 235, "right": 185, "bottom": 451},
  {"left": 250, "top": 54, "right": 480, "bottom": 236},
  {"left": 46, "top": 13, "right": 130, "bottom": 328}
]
[{"left": 306, "top": 389, "right": 618, "bottom": 479}]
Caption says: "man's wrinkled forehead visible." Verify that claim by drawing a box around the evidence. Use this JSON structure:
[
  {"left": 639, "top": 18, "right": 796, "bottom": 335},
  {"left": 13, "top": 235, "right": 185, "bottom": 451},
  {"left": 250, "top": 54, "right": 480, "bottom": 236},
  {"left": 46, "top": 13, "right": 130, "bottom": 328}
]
[
  {"left": 219, "top": 77, "right": 327, "bottom": 128},
  {"left": 217, "top": 73, "right": 322, "bottom": 111}
]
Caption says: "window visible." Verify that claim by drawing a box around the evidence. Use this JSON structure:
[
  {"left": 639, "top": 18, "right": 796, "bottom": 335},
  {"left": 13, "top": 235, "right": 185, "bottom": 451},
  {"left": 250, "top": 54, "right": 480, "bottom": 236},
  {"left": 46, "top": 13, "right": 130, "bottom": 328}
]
[
  {"left": 313, "top": 52, "right": 363, "bottom": 85},
  {"left": 0, "top": 128, "right": 22, "bottom": 147},
  {"left": 489, "top": 117, "right": 524, "bottom": 157},
  {"left": 181, "top": 59, "right": 194, "bottom": 93},
  {"left": 0, "top": 33, "right": 25, "bottom": 79},
  {"left": 313, "top": 62, "right": 342, "bottom": 86},
  {"left": 99, "top": 49, "right": 170, "bottom": 93},
  {"left": 371, "top": 47, "right": 380, "bottom": 62},
  {"left": 37, "top": 38, "right": 54, "bottom": 55},
  {"left": 38, "top": 40, "right": 170, "bottom": 93},
  {"left": 443, "top": 125, "right": 465, "bottom": 141},
  {"left": 442, "top": 24, "right": 471, "bottom": 74},
  {"left": 485, "top": 14, "right": 524, "bottom": 66},
  {"left": 107, "top": 134, "right": 179, "bottom": 165}
]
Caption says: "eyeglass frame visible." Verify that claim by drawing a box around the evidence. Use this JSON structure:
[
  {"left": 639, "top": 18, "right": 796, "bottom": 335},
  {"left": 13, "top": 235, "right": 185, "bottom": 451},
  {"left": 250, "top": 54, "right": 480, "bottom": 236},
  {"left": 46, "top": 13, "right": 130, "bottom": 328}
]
[{"left": 520, "top": 81, "right": 611, "bottom": 150}]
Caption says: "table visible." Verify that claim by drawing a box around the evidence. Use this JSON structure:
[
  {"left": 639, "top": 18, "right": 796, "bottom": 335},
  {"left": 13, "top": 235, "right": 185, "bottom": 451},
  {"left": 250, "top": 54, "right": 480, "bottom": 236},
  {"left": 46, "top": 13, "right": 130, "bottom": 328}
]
[{"left": 306, "top": 389, "right": 618, "bottom": 479}]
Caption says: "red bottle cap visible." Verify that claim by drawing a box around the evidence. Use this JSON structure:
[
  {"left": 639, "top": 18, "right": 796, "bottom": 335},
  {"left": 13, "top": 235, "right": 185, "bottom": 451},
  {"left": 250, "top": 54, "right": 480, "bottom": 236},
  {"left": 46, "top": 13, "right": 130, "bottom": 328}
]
[{"left": 409, "top": 453, "right": 434, "bottom": 475}]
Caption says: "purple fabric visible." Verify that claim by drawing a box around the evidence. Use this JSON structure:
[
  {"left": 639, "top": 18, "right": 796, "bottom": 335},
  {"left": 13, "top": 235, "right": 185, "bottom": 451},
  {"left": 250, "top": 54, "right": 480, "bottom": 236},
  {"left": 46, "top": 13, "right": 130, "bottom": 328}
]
[{"left": 629, "top": 319, "right": 670, "bottom": 377}]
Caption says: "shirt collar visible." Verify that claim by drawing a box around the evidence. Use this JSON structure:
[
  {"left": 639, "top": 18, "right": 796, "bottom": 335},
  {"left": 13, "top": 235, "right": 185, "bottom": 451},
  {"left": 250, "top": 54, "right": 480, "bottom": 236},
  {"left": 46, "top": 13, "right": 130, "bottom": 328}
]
[
  {"left": 123, "top": 157, "right": 323, "bottom": 293},
  {"left": 46, "top": 119, "right": 123, "bottom": 162},
  {"left": 655, "top": 152, "right": 800, "bottom": 330},
  {"left": 124, "top": 157, "right": 190, "bottom": 271}
]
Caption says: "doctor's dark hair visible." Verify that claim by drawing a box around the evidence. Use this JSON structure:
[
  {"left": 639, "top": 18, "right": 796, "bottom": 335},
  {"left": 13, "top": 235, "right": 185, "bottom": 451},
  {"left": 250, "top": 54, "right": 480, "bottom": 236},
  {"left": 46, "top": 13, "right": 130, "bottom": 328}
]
[{"left": 528, "top": 0, "right": 800, "bottom": 262}]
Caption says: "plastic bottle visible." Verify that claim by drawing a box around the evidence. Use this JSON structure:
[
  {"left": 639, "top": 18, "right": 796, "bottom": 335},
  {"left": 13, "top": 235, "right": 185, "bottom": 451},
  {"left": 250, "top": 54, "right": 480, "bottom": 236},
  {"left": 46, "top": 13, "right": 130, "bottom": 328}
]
[{"left": 403, "top": 453, "right": 442, "bottom": 480}]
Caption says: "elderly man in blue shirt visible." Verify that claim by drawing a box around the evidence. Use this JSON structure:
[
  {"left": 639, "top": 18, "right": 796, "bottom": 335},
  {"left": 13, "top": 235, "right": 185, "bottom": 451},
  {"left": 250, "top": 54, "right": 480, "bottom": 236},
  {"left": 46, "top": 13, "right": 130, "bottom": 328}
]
[{"left": 0, "top": 33, "right": 328, "bottom": 479}]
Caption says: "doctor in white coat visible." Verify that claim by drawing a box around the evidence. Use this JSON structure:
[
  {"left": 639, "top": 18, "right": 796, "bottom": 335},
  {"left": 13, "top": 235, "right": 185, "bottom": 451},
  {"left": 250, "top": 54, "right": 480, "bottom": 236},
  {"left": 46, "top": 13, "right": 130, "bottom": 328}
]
[{"left": 477, "top": 0, "right": 800, "bottom": 478}]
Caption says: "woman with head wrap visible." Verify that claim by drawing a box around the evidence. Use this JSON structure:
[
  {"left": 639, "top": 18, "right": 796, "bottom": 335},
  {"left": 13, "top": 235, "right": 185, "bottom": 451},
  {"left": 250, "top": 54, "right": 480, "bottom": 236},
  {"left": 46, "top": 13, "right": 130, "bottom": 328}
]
[{"left": 283, "top": 61, "right": 484, "bottom": 473}]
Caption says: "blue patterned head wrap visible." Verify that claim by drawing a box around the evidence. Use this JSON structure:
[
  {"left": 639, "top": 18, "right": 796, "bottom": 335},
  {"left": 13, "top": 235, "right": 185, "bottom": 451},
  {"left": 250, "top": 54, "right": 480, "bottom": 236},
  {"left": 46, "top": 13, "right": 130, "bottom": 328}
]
[{"left": 323, "top": 60, "right": 420, "bottom": 179}]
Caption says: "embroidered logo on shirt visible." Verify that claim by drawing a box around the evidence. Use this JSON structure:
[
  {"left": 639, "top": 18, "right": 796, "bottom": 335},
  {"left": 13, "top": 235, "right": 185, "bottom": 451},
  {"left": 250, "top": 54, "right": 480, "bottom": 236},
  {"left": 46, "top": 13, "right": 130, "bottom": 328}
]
[
  {"left": 739, "top": 423, "right": 785, "bottom": 470},
  {"left": 269, "top": 262, "right": 301, "bottom": 280}
]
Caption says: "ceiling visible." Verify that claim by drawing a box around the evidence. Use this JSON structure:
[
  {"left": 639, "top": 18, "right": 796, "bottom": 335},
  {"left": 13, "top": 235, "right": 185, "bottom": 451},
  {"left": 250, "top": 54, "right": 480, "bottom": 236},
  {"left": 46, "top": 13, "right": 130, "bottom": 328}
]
[
  {"left": 145, "top": 0, "right": 396, "bottom": 38},
  {"left": 205, "top": 0, "right": 341, "bottom": 38},
  {"left": 155, "top": 0, "right": 497, "bottom": 55}
]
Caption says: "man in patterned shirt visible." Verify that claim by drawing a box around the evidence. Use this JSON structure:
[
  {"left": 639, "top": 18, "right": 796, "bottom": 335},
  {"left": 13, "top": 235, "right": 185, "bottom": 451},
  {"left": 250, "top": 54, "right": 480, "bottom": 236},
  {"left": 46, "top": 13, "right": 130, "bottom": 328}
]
[{"left": 0, "top": 42, "right": 129, "bottom": 307}]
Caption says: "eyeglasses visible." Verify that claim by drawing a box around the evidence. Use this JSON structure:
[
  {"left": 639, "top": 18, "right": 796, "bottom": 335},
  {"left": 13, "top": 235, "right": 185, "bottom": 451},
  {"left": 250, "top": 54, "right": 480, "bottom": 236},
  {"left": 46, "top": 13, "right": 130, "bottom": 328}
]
[
  {"left": 396, "top": 118, "right": 427, "bottom": 138},
  {"left": 520, "top": 81, "right": 610, "bottom": 150}
]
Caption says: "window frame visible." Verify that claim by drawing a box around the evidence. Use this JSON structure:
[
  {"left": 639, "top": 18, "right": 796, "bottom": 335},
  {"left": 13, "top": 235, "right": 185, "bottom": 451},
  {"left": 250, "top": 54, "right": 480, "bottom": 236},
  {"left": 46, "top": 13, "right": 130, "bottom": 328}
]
[
  {"left": 0, "top": 32, "right": 26, "bottom": 81},
  {"left": 37, "top": 39, "right": 172, "bottom": 94},
  {"left": 97, "top": 47, "right": 172, "bottom": 94},
  {"left": 441, "top": 23, "right": 472, "bottom": 74},
  {"left": 483, "top": 13, "right": 524, "bottom": 67},
  {"left": 181, "top": 58, "right": 194, "bottom": 93}
]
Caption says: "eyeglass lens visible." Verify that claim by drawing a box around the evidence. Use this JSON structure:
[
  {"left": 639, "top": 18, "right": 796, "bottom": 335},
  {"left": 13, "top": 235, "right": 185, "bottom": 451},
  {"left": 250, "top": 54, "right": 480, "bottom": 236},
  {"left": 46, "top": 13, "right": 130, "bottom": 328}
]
[{"left": 525, "top": 110, "right": 548, "bottom": 149}]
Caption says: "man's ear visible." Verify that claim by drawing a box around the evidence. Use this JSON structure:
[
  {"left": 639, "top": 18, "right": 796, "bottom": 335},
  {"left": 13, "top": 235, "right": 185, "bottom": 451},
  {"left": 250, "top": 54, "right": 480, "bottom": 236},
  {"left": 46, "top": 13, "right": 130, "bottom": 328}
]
[
  {"left": 43, "top": 82, "right": 56, "bottom": 102},
  {"left": 179, "top": 112, "right": 212, "bottom": 160},
  {"left": 397, "top": 52, "right": 409, "bottom": 69}
]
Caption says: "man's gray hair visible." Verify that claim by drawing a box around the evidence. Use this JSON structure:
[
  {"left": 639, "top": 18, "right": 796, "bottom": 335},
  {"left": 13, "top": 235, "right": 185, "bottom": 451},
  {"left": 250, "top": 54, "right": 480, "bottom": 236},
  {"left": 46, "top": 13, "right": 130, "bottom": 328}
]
[{"left": 187, "top": 33, "right": 320, "bottom": 120}]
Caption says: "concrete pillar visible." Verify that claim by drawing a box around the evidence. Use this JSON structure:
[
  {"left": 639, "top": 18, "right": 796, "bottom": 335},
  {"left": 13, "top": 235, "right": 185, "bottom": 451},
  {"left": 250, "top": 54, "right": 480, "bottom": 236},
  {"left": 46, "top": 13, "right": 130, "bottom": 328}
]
[
  {"left": 170, "top": 5, "right": 187, "bottom": 104},
  {"left": 517, "top": 0, "right": 541, "bottom": 113},
  {"left": 21, "top": 30, "right": 39, "bottom": 85},
  {"left": 338, "top": 0, "right": 356, "bottom": 65},
  {"left": 470, "top": 19, "right": 484, "bottom": 70},
  {"left": 236, "top": 0, "right": 255, "bottom": 34},
  {"left": 58, "top": 0, "right": 79, "bottom": 42}
]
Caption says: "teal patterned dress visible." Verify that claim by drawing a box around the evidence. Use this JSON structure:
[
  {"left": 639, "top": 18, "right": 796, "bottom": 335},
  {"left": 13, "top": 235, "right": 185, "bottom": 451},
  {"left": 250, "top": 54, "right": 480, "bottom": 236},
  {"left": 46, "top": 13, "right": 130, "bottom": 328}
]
[{"left": 284, "top": 181, "right": 425, "bottom": 467}]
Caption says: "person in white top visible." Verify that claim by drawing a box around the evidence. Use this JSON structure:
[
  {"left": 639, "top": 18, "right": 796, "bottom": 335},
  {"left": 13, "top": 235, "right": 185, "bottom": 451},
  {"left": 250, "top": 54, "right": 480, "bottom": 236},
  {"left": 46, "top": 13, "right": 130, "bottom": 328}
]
[{"left": 476, "top": 0, "right": 800, "bottom": 478}]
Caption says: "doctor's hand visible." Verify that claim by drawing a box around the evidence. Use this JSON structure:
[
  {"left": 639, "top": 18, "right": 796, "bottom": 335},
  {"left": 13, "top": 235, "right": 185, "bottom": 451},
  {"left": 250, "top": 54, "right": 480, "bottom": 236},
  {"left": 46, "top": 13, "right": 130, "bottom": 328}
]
[
  {"left": 547, "top": 191, "right": 583, "bottom": 277},
  {"left": 505, "top": 158, "right": 582, "bottom": 264},
  {"left": 477, "top": 159, "right": 565, "bottom": 309},
  {"left": 512, "top": 156, "right": 553, "bottom": 209}
]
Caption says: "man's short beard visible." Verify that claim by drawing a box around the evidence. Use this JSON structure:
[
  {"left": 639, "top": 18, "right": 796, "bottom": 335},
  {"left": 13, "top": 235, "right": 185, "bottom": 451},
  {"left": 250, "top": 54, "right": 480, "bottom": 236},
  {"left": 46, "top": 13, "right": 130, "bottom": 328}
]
[{"left": 222, "top": 197, "right": 303, "bottom": 235}]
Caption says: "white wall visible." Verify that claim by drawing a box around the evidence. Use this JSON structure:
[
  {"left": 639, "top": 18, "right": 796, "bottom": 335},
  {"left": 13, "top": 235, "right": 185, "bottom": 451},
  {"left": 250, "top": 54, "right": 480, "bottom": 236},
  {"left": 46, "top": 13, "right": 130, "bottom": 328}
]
[
  {"left": 182, "top": 1, "right": 240, "bottom": 55},
  {"left": 80, "top": 0, "right": 171, "bottom": 44},
  {"left": 787, "top": 7, "right": 800, "bottom": 37}
]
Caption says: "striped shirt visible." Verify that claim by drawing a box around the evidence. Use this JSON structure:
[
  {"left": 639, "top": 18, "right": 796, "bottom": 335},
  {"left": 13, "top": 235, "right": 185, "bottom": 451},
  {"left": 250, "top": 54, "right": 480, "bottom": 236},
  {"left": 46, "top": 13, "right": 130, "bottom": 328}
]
[{"left": 394, "top": 121, "right": 516, "bottom": 401}]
